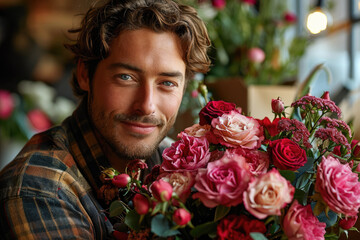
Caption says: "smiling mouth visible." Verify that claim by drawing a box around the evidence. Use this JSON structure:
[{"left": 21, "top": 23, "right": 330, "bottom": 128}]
[{"left": 121, "top": 121, "right": 158, "bottom": 135}]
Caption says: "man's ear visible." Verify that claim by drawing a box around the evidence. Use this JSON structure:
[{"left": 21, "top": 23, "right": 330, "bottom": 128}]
[{"left": 77, "top": 60, "right": 90, "bottom": 91}]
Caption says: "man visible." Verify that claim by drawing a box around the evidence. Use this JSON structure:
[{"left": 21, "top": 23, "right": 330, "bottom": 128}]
[{"left": 0, "top": 0, "right": 211, "bottom": 239}]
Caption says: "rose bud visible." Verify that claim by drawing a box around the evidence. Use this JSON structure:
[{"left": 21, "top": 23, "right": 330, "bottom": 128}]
[
  {"left": 173, "top": 208, "right": 191, "bottom": 226},
  {"left": 321, "top": 91, "right": 330, "bottom": 100},
  {"left": 247, "top": 47, "right": 265, "bottom": 63},
  {"left": 133, "top": 194, "right": 150, "bottom": 215},
  {"left": 271, "top": 97, "right": 285, "bottom": 114},
  {"left": 351, "top": 140, "right": 360, "bottom": 158},
  {"left": 112, "top": 174, "right": 131, "bottom": 188},
  {"left": 150, "top": 179, "right": 173, "bottom": 202},
  {"left": 339, "top": 215, "right": 358, "bottom": 230}
]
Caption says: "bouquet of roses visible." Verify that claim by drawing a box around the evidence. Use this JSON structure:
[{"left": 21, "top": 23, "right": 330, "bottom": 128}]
[{"left": 99, "top": 89, "right": 360, "bottom": 240}]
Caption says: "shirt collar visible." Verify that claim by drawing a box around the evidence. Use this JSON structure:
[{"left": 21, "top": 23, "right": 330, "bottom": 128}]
[{"left": 65, "top": 99, "right": 111, "bottom": 193}]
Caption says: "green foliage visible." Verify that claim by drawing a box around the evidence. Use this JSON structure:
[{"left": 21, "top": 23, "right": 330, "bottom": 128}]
[
  {"left": 182, "top": 0, "right": 308, "bottom": 85},
  {"left": 151, "top": 214, "right": 180, "bottom": 238}
]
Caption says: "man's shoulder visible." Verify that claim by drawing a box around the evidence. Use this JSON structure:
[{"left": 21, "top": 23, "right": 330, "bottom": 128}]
[{"left": 0, "top": 126, "right": 81, "bottom": 201}]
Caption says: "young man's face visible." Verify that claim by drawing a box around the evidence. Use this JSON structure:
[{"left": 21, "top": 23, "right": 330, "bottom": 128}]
[{"left": 78, "top": 29, "right": 186, "bottom": 160}]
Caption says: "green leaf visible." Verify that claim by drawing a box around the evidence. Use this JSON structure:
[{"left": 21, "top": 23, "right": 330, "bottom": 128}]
[
  {"left": 250, "top": 232, "right": 269, "bottom": 240},
  {"left": 214, "top": 205, "right": 230, "bottom": 222},
  {"left": 190, "top": 221, "right": 217, "bottom": 238},
  {"left": 324, "top": 232, "right": 339, "bottom": 240},
  {"left": 293, "top": 189, "right": 307, "bottom": 205},
  {"left": 109, "top": 200, "right": 126, "bottom": 217},
  {"left": 124, "top": 209, "right": 141, "bottom": 231},
  {"left": 269, "top": 223, "right": 280, "bottom": 235},
  {"left": 279, "top": 170, "right": 296, "bottom": 182},
  {"left": 151, "top": 214, "right": 180, "bottom": 237}
]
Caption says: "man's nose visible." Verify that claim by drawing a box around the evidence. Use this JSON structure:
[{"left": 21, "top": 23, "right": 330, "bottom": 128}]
[{"left": 133, "top": 83, "right": 156, "bottom": 116}]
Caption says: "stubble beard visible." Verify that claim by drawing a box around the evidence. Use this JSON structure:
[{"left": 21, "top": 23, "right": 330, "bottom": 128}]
[{"left": 87, "top": 94, "right": 176, "bottom": 161}]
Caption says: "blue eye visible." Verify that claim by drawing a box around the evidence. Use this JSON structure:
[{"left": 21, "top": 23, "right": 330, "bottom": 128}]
[
  {"left": 162, "top": 81, "right": 175, "bottom": 87},
  {"left": 119, "top": 74, "right": 131, "bottom": 80}
]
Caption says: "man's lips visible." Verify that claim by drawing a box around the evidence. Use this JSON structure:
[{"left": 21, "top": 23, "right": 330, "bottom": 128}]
[{"left": 121, "top": 121, "right": 157, "bottom": 135}]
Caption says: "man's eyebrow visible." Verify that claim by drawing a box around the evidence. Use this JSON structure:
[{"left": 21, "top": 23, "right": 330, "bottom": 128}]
[
  {"left": 109, "top": 62, "right": 143, "bottom": 73},
  {"left": 159, "top": 71, "right": 184, "bottom": 81}
]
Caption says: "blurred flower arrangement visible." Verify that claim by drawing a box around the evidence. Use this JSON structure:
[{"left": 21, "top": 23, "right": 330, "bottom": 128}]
[
  {"left": 181, "top": 0, "right": 308, "bottom": 85},
  {"left": 99, "top": 86, "right": 360, "bottom": 239},
  {"left": 0, "top": 81, "right": 75, "bottom": 142}
]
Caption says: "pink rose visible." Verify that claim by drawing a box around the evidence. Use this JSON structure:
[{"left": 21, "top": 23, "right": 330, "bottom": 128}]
[
  {"left": 209, "top": 111, "right": 264, "bottom": 149},
  {"left": 193, "top": 151, "right": 251, "bottom": 208},
  {"left": 173, "top": 208, "right": 191, "bottom": 226},
  {"left": 269, "top": 138, "right": 307, "bottom": 171},
  {"left": 150, "top": 179, "right": 173, "bottom": 202},
  {"left": 111, "top": 174, "right": 131, "bottom": 188},
  {"left": 0, "top": 90, "right": 15, "bottom": 119},
  {"left": 27, "top": 109, "right": 52, "bottom": 132},
  {"left": 315, "top": 155, "right": 360, "bottom": 216},
  {"left": 158, "top": 171, "right": 195, "bottom": 202},
  {"left": 339, "top": 215, "right": 358, "bottom": 230},
  {"left": 178, "top": 123, "right": 211, "bottom": 138},
  {"left": 247, "top": 47, "right": 265, "bottom": 63},
  {"left": 133, "top": 194, "right": 150, "bottom": 215},
  {"left": 199, "top": 100, "right": 236, "bottom": 126},
  {"left": 283, "top": 200, "right": 326, "bottom": 240},
  {"left": 243, "top": 168, "right": 294, "bottom": 219},
  {"left": 229, "top": 148, "right": 269, "bottom": 176},
  {"left": 161, "top": 133, "right": 210, "bottom": 171}
]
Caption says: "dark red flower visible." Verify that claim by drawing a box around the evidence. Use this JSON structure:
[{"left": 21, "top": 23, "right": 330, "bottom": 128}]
[
  {"left": 351, "top": 140, "right": 360, "bottom": 158},
  {"left": 284, "top": 12, "right": 297, "bottom": 23},
  {"left": 269, "top": 138, "right": 307, "bottom": 171},
  {"left": 258, "top": 117, "right": 281, "bottom": 137},
  {"left": 199, "top": 100, "right": 236, "bottom": 125},
  {"left": 211, "top": 0, "right": 226, "bottom": 9},
  {"left": 217, "top": 215, "right": 266, "bottom": 240},
  {"left": 339, "top": 213, "right": 358, "bottom": 230}
]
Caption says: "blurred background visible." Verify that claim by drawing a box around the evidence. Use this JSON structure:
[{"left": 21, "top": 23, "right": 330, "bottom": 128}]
[{"left": 1, "top": 0, "right": 360, "bottom": 169}]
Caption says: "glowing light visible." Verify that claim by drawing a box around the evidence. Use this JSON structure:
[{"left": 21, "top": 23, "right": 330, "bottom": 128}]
[{"left": 306, "top": 10, "right": 329, "bottom": 34}]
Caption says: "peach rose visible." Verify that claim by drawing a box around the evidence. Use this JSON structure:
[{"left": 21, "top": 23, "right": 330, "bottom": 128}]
[
  {"left": 315, "top": 155, "right": 360, "bottom": 216},
  {"left": 178, "top": 123, "right": 211, "bottom": 138},
  {"left": 283, "top": 200, "right": 326, "bottom": 240},
  {"left": 193, "top": 151, "right": 251, "bottom": 208},
  {"left": 158, "top": 171, "right": 195, "bottom": 202},
  {"left": 243, "top": 168, "right": 294, "bottom": 219},
  {"left": 209, "top": 111, "right": 264, "bottom": 149}
]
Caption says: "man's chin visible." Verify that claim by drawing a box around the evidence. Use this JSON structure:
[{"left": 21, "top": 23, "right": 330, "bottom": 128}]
[{"left": 112, "top": 141, "right": 158, "bottom": 160}]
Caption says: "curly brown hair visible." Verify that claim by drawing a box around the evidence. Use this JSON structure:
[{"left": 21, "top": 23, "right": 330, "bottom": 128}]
[{"left": 65, "top": 0, "right": 211, "bottom": 99}]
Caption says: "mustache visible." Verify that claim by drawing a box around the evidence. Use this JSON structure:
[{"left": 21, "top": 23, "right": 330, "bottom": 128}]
[{"left": 114, "top": 114, "right": 165, "bottom": 127}]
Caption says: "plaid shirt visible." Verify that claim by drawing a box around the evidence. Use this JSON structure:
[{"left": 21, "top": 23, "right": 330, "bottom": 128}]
[{"left": 0, "top": 100, "right": 170, "bottom": 239}]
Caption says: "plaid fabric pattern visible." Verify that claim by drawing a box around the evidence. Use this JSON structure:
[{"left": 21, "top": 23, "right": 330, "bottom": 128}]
[{"left": 0, "top": 100, "right": 168, "bottom": 239}]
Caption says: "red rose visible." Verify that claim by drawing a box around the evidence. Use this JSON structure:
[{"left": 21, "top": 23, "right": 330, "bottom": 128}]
[
  {"left": 269, "top": 138, "right": 307, "bottom": 171},
  {"left": 217, "top": 215, "right": 266, "bottom": 240},
  {"left": 259, "top": 117, "right": 282, "bottom": 137},
  {"left": 199, "top": 100, "right": 236, "bottom": 125},
  {"left": 351, "top": 140, "right": 360, "bottom": 158}
]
